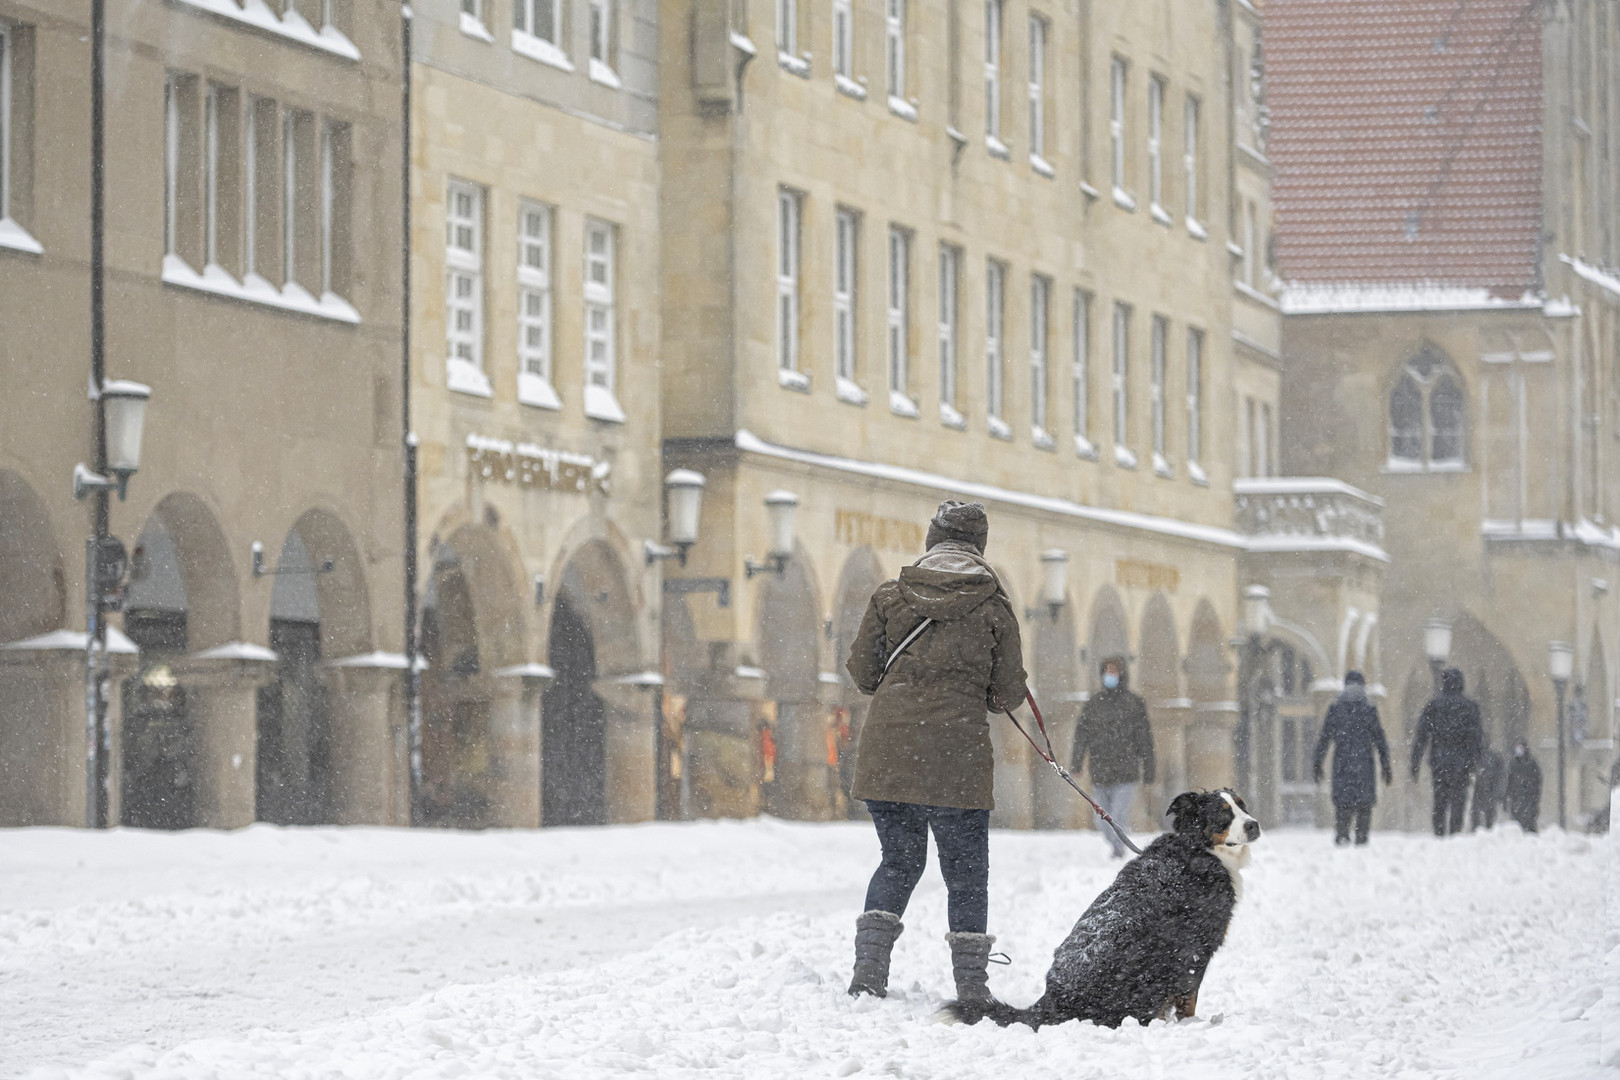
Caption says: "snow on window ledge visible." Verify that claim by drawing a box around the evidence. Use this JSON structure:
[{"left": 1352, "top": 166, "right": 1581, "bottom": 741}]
[
  {"left": 1074, "top": 434, "right": 1098, "bottom": 460},
  {"left": 589, "top": 58, "right": 622, "bottom": 88},
  {"left": 162, "top": 255, "right": 361, "bottom": 323},
  {"left": 778, "top": 51, "right": 810, "bottom": 77},
  {"left": 1030, "top": 153, "right": 1056, "bottom": 178},
  {"left": 0, "top": 218, "right": 43, "bottom": 255},
  {"left": 888, "top": 96, "right": 918, "bottom": 121},
  {"left": 835, "top": 377, "right": 868, "bottom": 405},
  {"left": 1032, "top": 427, "right": 1056, "bottom": 450},
  {"left": 584, "top": 384, "right": 627, "bottom": 423},
  {"left": 835, "top": 74, "right": 868, "bottom": 99},
  {"left": 459, "top": 10, "right": 495, "bottom": 42},
  {"left": 940, "top": 402, "right": 967, "bottom": 429},
  {"left": 779, "top": 368, "right": 811, "bottom": 393},
  {"left": 1153, "top": 452, "right": 1175, "bottom": 478},
  {"left": 1114, "top": 444, "right": 1138, "bottom": 468},
  {"left": 729, "top": 31, "right": 757, "bottom": 56},
  {"left": 1150, "top": 202, "right": 1173, "bottom": 227},
  {"left": 174, "top": 0, "right": 360, "bottom": 60},
  {"left": 988, "top": 416, "right": 1013, "bottom": 441},
  {"left": 446, "top": 357, "right": 493, "bottom": 397},
  {"left": 1079, "top": 180, "right": 1101, "bottom": 200},
  {"left": 1186, "top": 217, "right": 1208, "bottom": 241},
  {"left": 517, "top": 371, "right": 562, "bottom": 410},
  {"left": 1188, "top": 460, "right": 1209, "bottom": 486},
  {"left": 985, "top": 134, "right": 1010, "bottom": 160},
  {"left": 512, "top": 30, "right": 573, "bottom": 71},
  {"left": 889, "top": 389, "right": 919, "bottom": 417},
  {"left": 1112, "top": 186, "right": 1136, "bottom": 211}
]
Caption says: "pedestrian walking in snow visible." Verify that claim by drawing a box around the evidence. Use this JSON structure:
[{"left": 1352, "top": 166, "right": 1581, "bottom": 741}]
[
  {"left": 1505, "top": 740, "right": 1542, "bottom": 833},
  {"left": 1311, "top": 670, "right": 1391, "bottom": 846},
  {"left": 1409, "top": 668, "right": 1484, "bottom": 837},
  {"left": 1070, "top": 657, "right": 1155, "bottom": 858},
  {"left": 1470, "top": 745, "right": 1507, "bottom": 831},
  {"left": 844, "top": 500, "right": 1028, "bottom": 1003}
]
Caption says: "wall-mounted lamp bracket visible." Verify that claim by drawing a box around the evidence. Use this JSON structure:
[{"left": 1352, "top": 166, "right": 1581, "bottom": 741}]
[
  {"left": 663, "top": 577, "right": 731, "bottom": 609},
  {"left": 744, "top": 553, "right": 789, "bottom": 579},
  {"left": 72, "top": 463, "right": 131, "bottom": 501},
  {"left": 644, "top": 539, "right": 693, "bottom": 567},
  {"left": 251, "top": 541, "right": 336, "bottom": 579}
]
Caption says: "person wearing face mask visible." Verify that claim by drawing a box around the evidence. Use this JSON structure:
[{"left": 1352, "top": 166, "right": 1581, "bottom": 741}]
[{"left": 1070, "top": 657, "right": 1155, "bottom": 858}]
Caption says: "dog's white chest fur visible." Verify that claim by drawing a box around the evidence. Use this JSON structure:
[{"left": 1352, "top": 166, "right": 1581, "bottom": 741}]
[{"left": 1212, "top": 792, "right": 1256, "bottom": 902}]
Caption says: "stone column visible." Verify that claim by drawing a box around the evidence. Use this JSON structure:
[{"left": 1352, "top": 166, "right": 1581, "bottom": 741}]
[
  {"left": 174, "top": 646, "right": 279, "bottom": 828},
  {"left": 485, "top": 668, "right": 544, "bottom": 828},
  {"left": 1186, "top": 702, "right": 1239, "bottom": 793},
  {"left": 594, "top": 672, "right": 662, "bottom": 824},
  {"left": 323, "top": 657, "right": 407, "bottom": 825},
  {"left": 683, "top": 661, "right": 767, "bottom": 819},
  {"left": 990, "top": 705, "right": 1037, "bottom": 830},
  {"left": 1149, "top": 699, "right": 1193, "bottom": 820},
  {"left": 1031, "top": 693, "right": 1085, "bottom": 829}
]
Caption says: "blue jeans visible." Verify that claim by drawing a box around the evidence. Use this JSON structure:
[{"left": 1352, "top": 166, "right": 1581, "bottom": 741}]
[
  {"left": 1095, "top": 782, "right": 1137, "bottom": 857},
  {"left": 863, "top": 800, "right": 990, "bottom": 934}
]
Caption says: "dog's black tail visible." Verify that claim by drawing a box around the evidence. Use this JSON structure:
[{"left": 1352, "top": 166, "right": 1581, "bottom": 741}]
[{"left": 937, "top": 997, "right": 1046, "bottom": 1029}]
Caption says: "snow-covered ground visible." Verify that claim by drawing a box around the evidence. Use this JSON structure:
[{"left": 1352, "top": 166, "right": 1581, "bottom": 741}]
[{"left": 2, "top": 817, "right": 1610, "bottom": 1079}]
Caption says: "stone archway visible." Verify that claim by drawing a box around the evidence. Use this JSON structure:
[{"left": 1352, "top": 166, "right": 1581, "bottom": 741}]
[
  {"left": 0, "top": 470, "right": 70, "bottom": 825},
  {"left": 756, "top": 544, "right": 826, "bottom": 819},
  {"left": 1086, "top": 586, "right": 1131, "bottom": 689},
  {"left": 419, "top": 523, "right": 525, "bottom": 828},
  {"left": 120, "top": 493, "right": 241, "bottom": 829},
  {"left": 544, "top": 538, "right": 642, "bottom": 826},
  {"left": 1029, "top": 574, "right": 1079, "bottom": 830},
  {"left": 255, "top": 509, "right": 373, "bottom": 825}
]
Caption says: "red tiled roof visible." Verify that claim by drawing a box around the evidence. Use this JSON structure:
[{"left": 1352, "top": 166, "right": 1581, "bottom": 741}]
[{"left": 1266, "top": 0, "right": 1543, "bottom": 292}]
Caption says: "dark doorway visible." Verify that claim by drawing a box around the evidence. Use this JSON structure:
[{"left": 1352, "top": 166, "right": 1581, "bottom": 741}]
[
  {"left": 255, "top": 619, "right": 333, "bottom": 824},
  {"left": 418, "top": 562, "right": 492, "bottom": 828},
  {"left": 121, "top": 610, "right": 194, "bottom": 829},
  {"left": 542, "top": 594, "right": 605, "bottom": 826}
]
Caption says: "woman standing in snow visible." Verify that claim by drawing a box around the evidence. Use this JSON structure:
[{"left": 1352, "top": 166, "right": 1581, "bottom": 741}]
[
  {"left": 842, "top": 501, "right": 1028, "bottom": 1004},
  {"left": 1311, "top": 670, "right": 1392, "bottom": 845}
]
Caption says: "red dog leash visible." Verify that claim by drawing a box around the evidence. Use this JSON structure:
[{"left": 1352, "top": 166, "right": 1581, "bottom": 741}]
[{"left": 1001, "top": 691, "right": 1145, "bottom": 856}]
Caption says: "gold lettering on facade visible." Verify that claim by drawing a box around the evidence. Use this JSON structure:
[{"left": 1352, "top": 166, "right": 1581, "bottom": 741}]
[
  {"left": 1115, "top": 558, "right": 1181, "bottom": 592},
  {"left": 835, "top": 509, "right": 926, "bottom": 552},
  {"left": 465, "top": 434, "right": 612, "bottom": 495}
]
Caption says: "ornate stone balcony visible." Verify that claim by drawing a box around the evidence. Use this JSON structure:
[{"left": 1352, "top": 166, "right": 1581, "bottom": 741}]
[{"left": 1234, "top": 478, "right": 1388, "bottom": 561}]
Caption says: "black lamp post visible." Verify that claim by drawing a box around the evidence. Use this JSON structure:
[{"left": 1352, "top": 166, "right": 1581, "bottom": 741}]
[{"left": 1547, "top": 641, "right": 1573, "bottom": 831}]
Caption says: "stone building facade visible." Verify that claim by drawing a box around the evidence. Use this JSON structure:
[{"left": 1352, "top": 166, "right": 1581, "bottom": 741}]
[
  {"left": 1268, "top": 0, "right": 1620, "bottom": 829},
  {"left": 407, "top": 0, "right": 667, "bottom": 828},
  {"left": 655, "top": 0, "right": 1366, "bottom": 831},
  {"left": 0, "top": 0, "right": 407, "bottom": 826}
]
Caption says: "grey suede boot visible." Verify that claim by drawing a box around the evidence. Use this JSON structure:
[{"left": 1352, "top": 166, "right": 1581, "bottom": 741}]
[
  {"left": 847, "top": 910, "right": 905, "bottom": 997},
  {"left": 945, "top": 931, "right": 996, "bottom": 1003}
]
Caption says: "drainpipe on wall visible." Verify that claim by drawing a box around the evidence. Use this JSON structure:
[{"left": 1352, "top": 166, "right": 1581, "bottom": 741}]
[{"left": 401, "top": 1, "right": 423, "bottom": 826}]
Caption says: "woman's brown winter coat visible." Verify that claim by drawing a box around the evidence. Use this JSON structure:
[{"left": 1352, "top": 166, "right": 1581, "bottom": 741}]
[{"left": 845, "top": 543, "right": 1028, "bottom": 810}]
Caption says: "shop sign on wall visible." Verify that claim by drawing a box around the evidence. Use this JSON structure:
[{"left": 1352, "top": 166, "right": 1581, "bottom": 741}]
[
  {"left": 1116, "top": 558, "right": 1180, "bottom": 593},
  {"left": 466, "top": 434, "right": 611, "bottom": 495},
  {"left": 835, "top": 509, "right": 926, "bottom": 552}
]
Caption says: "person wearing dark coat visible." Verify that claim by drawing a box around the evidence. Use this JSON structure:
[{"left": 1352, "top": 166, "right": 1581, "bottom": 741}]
[
  {"left": 1312, "top": 671, "right": 1392, "bottom": 845},
  {"left": 844, "top": 500, "right": 1028, "bottom": 1004},
  {"left": 1505, "top": 740, "right": 1542, "bottom": 833},
  {"left": 1070, "top": 657, "right": 1155, "bottom": 858},
  {"left": 1409, "top": 667, "right": 1484, "bottom": 837},
  {"left": 1470, "top": 746, "right": 1507, "bottom": 831}
]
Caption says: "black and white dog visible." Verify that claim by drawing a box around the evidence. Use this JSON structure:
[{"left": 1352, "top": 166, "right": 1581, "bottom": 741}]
[{"left": 946, "top": 790, "right": 1260, "bottom": 1029}]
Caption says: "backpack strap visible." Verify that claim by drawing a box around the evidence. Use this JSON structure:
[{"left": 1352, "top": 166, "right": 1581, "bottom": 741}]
[{"left": 882, "top": 617, "right": 934, "bottom": 676}]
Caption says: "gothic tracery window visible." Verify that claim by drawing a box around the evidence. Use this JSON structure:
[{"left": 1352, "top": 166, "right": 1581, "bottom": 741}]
[{"left": 1388, "top": 345, "right": 1466, "bottom": 468}]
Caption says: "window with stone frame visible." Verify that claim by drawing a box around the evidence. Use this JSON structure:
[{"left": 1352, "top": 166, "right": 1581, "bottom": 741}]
[
  {"left": 986, "top": 258, "right": 1008, "bottom": 437},
  {"left": 885, "top": 0, "right": 907, "bottom": 105},
  {"left": 778, "top": 188, "right": 803, "bottom": 382},
  {"left": 1388, "top": 345, "right": 1467, "bottom": 470},
  {"left": 1027, "top": 14, "right": 1048, "bottom": 169},
  {"left": 583, "top": 218, "right": 620, "bottom": 412},
  {"left": 835, "top": 207, "right": 860, "bottom": 388},
  {"left": 833, "top": 0, "right": 853, "bottom": 80},
  {"left": 887, "top": 224, "right": 915, "bottom": 414},
  {"left": 445, "top": 180, "right": 486, "bottom": 388},
  {"left": 1072, "top": 288, "right": 1094, "bottom": 456},
  {"left": 938, "top": 243, "right": 962, "bottom": 426},
  {"left": 984, "top": 0, "right": 1002, "bottom": 147},
  {"left": 517, "top": 200, "right": 557, "bottom": 408},
  {"left": 1030, "top": 274, "right": 1052, "bottom": 444}
]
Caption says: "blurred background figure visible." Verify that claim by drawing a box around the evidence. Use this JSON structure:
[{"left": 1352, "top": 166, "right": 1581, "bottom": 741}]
[
  {"left": 1071, "top": 657, "right": 1155, "bottom": 859},
  {"left": 1410, "top": 668, "right": 1484, "bottom": 837},
  {"left": 1470, "top": 743, "right": 1507, "bottom": 831},
  {"left": 1312, "top": 671, "right": 1392, "bottom": 846},
  {"left": 1506, "top": 741, "right": 1543, "bottom": 834}
]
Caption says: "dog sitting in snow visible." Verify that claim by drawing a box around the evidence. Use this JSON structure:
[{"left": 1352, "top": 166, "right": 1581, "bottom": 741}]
[{"left": 945, "top": 789, "right": 1260, "bottom": 1029}]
